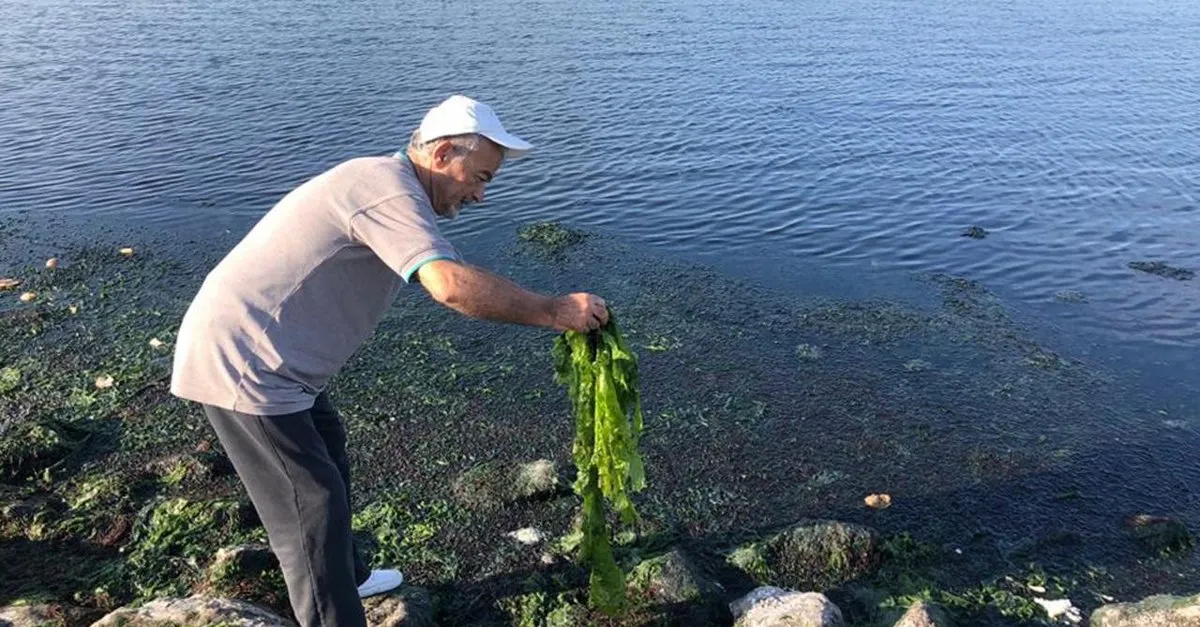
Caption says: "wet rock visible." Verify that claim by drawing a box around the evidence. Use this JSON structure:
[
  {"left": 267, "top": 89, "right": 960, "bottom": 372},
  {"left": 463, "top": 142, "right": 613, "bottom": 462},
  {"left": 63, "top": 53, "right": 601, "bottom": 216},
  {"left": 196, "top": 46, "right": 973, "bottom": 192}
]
[
  {"left": 362, "top": 585, "right": 434, "bottom": 627},
  {"left": 729, "top": 520, "right": 881, "bottom": 590},
  {"left": 512, "top": 459, "right": 560, "bottom": 498},
  {"left": 962, "top": 226, "right": 988, "bottom": 240},
  {"left": 893, "top": 601, "right": 951, "bottom": 627},
  {"left": 209, "top": 543, "right": 278, "bottom": 583},
  {"left": 1128, "top": 261, "right": 1194, "bottom": 281},
  {"left": 452, "top": 459, "right": 561, "bottom": 509},
  {"left": 506, "top": 527, "right": 546, "bottom": 545},
  {"left": 630, "top": 549, "right": 727, "bottom": 622},
  {"left": 0, "top": 602, "right": 101, "bottom": 626},
  {"left": 1091, "top": 593, "right": 1200, "bottom": 626},
  {"left": 730, "top": 586, "right": 844, "bottom": 627},
  {"left": 91, "top": 596, "right": 294, "bottom": 626},
  {"left": 1127, "top": 514, "right": 1195, "bottom": 557}
]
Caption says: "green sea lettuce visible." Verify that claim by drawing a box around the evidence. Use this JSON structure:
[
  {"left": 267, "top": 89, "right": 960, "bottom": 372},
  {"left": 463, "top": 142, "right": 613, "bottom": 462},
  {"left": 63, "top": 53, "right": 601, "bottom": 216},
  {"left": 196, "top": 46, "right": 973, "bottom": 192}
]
[{"left": 552, "top": 313, "right": 645, "bottom": 614}]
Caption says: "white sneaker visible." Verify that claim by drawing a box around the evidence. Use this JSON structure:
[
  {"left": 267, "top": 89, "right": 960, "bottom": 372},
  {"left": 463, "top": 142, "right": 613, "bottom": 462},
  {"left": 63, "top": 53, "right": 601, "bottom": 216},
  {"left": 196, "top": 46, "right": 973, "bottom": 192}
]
[{"left": 357, "top": 569, "right": 404, "bottom": 598}]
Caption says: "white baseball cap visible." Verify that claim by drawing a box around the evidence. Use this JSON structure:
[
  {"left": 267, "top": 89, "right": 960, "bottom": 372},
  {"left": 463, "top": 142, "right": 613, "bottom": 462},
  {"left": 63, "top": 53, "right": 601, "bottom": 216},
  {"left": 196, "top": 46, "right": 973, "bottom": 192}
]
[{"left": 417, "top": 95, "right": 533, "bottom": 159}]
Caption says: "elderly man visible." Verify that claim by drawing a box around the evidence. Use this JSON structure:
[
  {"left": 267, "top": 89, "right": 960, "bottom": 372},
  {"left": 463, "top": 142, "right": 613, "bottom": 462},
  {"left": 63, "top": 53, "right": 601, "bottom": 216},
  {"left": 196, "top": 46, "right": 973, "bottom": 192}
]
[{"left": 170, "top": 95, "right": 607, "bottom": 627}]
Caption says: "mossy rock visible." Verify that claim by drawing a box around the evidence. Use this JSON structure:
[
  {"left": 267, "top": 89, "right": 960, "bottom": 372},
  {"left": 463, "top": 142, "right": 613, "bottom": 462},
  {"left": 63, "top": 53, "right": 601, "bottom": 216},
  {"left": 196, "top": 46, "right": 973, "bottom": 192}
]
[
  {"left": 452, "top": 460, "right": 561, "bottom": 510},
  {"left": 728, "top": 520, "right": 881, "bottom": 590},
  {"left": 629, "top": 549, "right": 728, "bottom": 623},
  {"left": 362, "top": 585, "right": 434, "bottom": 627},
  {"left": 1091, "top": 593, "right": 1200, "bottom": 626},
  {"left": 1127, "top": 514, "right": 1195, "bottom": 557},
  {"left": 91, "top": 595, "right": 293, "bottom": 626}
]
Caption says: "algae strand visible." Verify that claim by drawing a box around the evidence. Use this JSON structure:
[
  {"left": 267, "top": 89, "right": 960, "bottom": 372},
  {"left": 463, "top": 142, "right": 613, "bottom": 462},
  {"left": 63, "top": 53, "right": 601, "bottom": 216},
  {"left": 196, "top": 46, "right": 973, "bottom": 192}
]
[{"left": 552, "top": 313, "right": 645, "bottom": 614}]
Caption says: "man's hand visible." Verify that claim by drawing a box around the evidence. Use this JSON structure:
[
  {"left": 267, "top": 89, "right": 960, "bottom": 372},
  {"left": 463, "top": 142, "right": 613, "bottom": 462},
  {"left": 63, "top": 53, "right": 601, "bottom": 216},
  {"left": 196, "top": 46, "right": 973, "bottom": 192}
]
[{"left": 551, "top": 293, "right": 608, "bottom": 333}]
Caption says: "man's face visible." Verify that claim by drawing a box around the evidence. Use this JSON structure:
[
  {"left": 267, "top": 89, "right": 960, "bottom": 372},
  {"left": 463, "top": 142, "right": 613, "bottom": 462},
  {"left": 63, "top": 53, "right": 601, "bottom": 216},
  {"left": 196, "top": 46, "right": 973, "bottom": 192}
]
[{"left": 428, "top": 139, "right": 504, "bottom": 219}]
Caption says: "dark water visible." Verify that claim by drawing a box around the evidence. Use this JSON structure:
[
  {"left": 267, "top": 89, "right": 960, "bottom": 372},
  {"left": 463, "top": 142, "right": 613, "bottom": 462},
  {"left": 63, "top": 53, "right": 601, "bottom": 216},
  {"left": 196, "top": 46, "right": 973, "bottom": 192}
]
[{"left": 1, "top": 2, "right": 1197, "bottom": 408}]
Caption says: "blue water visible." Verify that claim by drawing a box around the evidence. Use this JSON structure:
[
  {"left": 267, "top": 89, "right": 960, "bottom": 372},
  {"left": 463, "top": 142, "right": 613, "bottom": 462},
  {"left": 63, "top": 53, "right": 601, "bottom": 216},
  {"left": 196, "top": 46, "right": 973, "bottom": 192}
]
[{"left": 1, "top": 0, "right": 1196, "bottom": 362}]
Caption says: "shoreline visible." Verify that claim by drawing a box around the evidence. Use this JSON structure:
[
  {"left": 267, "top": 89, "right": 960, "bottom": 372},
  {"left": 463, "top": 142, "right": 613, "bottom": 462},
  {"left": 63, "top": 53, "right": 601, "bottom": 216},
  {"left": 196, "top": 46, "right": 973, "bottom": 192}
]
[{"left": 1, "top": 222, "right": 1197, "bottom": 625}]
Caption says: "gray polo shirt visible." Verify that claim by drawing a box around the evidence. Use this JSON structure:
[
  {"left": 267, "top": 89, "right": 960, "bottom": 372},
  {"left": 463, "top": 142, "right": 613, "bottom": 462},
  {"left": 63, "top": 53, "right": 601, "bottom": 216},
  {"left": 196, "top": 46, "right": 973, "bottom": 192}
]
[{"left": 171, "top": 154, "right": 458, "bottom": 415}]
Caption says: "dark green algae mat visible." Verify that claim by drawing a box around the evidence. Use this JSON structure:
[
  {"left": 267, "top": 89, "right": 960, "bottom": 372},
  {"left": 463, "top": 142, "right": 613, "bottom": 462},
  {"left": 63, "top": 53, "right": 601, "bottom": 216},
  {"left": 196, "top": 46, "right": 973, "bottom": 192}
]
[{"left": 0, "top": 218, "right": 1197, "bottom": 625}]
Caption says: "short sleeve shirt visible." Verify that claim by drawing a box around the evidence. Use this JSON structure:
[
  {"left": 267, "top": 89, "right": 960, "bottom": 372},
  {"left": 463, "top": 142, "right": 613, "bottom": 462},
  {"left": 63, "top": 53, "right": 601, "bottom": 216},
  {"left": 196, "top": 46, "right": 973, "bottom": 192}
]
[{"left": 170, "top": 154, "right": 458, "bottom": 414}]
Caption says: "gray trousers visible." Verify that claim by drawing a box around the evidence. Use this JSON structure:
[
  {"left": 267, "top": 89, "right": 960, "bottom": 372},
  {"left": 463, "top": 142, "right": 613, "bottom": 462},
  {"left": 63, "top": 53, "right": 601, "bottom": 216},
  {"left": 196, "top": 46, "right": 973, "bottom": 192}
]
[{"left": 204, "top": 393, "right": 370, "bottom": 627}]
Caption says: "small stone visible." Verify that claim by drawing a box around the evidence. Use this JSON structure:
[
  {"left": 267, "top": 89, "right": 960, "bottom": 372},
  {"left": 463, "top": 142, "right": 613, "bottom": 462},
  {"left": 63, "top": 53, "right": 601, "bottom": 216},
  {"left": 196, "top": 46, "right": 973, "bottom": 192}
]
[
  {"left": 149, "top": 337, "right": 166, "bottom": 350},
  {"left": 731, "top": 587, "right": 844, "bottom": 627},
  {"left": 95, "top": 374, "right": 115, "bottom": 389},
  {"left": 45, "top": 257, "right": 58, "bottom": 269},
  {"left": 507, "top": 527, "right": 545, "bottom": 545},
  {"left": 18, "top": 291, "right": 36, "bottom": 303},
  {"left": 1035, "top": 598, "right": 1082, "bottom": 624},
  {"left": 865, "top": 493, "right": 892, "bottom": 509},
  {"left": 962, "top": 226, "right": 988, "bottom": 239},
  {"left": 0, "top": 278, "right": 19, "bottom": 290},
  {"left": 512, "top": 459, "right": 559, "bottom": 499},
  {"left": 119, "top": 247, "right": 135, "bottom": 256},
  {"left": 68, "top": 304, "right": 79, "bottom": 314}
]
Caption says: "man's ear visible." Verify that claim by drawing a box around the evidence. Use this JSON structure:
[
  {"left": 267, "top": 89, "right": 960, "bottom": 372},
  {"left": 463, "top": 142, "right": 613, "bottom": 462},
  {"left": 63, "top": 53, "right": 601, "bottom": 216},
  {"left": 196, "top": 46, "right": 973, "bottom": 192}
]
[{"left": 431, "top": 140, "right": 453, "bottom": 167}]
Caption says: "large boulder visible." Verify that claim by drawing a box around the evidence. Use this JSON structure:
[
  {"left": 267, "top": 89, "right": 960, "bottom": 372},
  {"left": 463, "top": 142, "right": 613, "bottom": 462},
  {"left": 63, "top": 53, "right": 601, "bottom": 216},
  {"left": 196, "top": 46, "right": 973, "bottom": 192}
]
[
  {"left": 1091, "top": 593, "right": 1200, "bottom": 626},
  {"left": 730, "top": 586, "right": 844, "bottom": 627},
  {"left": 893, "top": 601, "right": 951, "bottom": 627},
  {"left": 728, "top": 520, "right": 881, "bottom": 590},
  {"left": 90, "top": 596, "right": 293, "bottom": 626},
  {"left": 452, "top": 459, "right": 562, "bottom": 509},
  {"left": 629, "top": 549, "right": 727, "bottom": 622},
  {"left": 0, "top": 603, "right": 100, "bottom": 627},
  {"left": 362, "top": 586, "right": 434, "bottom": 627}
]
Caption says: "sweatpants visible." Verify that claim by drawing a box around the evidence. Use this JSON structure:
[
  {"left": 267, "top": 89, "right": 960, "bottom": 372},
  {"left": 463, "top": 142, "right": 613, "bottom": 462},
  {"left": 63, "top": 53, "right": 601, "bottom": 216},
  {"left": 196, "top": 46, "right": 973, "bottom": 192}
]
[{"left": 203, "top": 392, "right": 371, "bottom": 627}]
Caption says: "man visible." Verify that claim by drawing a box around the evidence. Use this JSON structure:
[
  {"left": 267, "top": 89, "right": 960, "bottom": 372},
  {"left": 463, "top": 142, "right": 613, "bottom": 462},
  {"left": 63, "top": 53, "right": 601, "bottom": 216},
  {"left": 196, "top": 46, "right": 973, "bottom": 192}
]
[{"left": 171, "top": 95, "right": 607, "bottom": 627}]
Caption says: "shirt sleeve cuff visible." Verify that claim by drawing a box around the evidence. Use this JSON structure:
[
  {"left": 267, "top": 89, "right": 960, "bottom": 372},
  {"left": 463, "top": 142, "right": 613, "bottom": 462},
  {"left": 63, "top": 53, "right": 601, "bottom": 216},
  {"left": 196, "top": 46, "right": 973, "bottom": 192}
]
[{"left": 401, "top": 251, "right": 458, "bottom": 283}]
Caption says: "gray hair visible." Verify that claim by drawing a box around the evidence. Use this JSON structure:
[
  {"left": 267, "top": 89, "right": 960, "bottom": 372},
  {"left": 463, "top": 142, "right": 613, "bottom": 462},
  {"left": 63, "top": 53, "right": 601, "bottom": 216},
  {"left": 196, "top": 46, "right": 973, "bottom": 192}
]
[{"left": 408, "top": 131, "right": 503, "bottom": 160}]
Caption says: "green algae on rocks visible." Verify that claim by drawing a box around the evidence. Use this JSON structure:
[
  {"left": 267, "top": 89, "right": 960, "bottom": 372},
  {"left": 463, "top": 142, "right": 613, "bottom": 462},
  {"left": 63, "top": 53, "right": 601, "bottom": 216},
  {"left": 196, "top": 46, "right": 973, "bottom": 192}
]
[{"left": 552, "top": 314, "right": 646, "bottom": 614}]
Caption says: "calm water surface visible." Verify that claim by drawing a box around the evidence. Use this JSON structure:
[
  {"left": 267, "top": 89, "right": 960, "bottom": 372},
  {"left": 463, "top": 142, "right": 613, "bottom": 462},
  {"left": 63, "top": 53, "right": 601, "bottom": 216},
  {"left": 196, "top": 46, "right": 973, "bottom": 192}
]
[{"left": 1, "top": 0, "right": 1197, "bottom": 376}]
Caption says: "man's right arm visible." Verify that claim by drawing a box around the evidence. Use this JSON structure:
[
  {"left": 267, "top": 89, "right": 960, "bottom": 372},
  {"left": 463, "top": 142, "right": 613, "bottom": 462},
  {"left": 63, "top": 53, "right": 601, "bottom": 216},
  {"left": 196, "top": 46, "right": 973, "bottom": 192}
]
[{"left": 415, "top": 259, "right": 607, "bottom": 333}]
